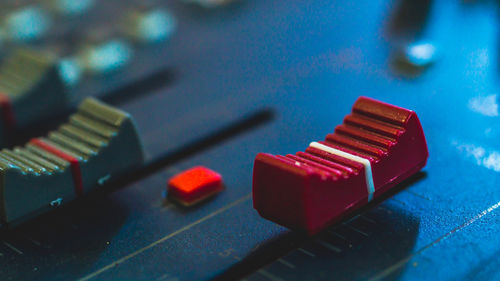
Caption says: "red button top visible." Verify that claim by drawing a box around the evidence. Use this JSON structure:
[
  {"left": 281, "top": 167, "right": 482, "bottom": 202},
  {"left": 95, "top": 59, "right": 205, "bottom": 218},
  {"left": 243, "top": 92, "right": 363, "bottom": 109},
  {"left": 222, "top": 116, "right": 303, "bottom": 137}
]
[{"left": 168, "top": 166, "right": 223, "bottom": 206}]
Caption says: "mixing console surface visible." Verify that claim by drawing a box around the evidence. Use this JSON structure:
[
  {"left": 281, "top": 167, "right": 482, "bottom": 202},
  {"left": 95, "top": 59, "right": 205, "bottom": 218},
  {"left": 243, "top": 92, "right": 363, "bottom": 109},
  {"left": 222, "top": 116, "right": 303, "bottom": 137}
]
[{"left": 0, "top": 0, "right": 499, "bottom": 280}]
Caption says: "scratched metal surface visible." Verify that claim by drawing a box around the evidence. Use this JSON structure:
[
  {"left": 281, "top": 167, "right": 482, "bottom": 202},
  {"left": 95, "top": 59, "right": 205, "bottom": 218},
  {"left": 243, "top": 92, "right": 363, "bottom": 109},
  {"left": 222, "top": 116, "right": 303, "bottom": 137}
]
[{"left": 0, "top": 0, "right": 500, "bottom": 280}]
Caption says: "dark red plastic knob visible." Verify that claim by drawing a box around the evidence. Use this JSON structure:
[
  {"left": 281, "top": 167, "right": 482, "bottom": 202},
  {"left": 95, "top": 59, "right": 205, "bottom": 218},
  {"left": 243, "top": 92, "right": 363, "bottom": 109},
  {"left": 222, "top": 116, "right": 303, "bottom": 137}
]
[{"left": 252, "top": 97, "right": 428, "bottom": 234}]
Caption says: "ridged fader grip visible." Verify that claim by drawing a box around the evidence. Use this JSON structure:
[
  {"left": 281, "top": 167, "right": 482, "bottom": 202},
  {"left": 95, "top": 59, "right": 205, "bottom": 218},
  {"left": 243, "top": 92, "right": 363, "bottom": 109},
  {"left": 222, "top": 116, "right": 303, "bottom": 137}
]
[
  {"left": 0, "top": 48, "right": 67, "bottom": 143},
  {"left": 252, "top": 97, "right": 428, "bottom": 235},
  {"left": 0, "top": 98, "right": 144, "bottom": 224}
]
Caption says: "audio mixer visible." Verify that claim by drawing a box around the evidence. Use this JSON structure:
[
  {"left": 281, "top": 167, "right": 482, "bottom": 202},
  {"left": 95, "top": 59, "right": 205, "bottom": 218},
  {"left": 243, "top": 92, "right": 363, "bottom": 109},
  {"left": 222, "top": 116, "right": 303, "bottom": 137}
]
[{"left": 0, "top": 0, "right": 499, "bottom": 280}]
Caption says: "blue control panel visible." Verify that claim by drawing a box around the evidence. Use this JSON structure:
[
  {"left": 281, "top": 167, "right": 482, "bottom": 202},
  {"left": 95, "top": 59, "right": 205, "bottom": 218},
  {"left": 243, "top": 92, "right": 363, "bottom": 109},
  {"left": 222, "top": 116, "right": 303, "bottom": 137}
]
[{"left": 0, "top": 0, "right": 499, "bottom": 280}]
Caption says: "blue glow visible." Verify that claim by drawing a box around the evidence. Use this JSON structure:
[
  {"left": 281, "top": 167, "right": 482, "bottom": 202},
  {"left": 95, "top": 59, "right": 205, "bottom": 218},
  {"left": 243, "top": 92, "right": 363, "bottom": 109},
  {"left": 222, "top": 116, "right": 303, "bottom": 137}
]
[
  {"left": 138, "top": 9, "right": 176, "bottom": 42},
  {"left": 404, "top": 42, "right": 437, "bottom": 67},
  {"left": 454, "top": 141, "right": 500, "bottom": 172},
  {"left": 85, "top": 40, "right": 133, "bottom": 73},
  {"left": 6, "top": 6, "right": 51, "bottom": 41},
  {"left": 56, "top": 0, "right": 95, "bottom": 15},
  {"left": 468, "top": 95, "right": 499, "bottom": 117},
  {"left": 58, "top": 57, "right": 82, "bottom": 87}
]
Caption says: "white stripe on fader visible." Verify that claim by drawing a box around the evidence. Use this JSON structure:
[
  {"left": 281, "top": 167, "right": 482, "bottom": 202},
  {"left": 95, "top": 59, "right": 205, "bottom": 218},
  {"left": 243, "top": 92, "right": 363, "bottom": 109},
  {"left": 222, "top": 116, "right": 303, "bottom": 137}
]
[{"left": 309, "top": 142, "right": 375, "bottom": 201}]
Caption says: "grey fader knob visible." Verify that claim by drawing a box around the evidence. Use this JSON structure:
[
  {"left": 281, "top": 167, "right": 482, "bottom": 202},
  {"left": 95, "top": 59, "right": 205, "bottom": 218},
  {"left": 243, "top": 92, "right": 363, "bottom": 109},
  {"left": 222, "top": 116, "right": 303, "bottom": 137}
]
[
  {"left": 0, "top": 48, "right": 67, "bottom": 142},
  {"left": 0, "top": 98, "right": 144, "bottom": 224}
]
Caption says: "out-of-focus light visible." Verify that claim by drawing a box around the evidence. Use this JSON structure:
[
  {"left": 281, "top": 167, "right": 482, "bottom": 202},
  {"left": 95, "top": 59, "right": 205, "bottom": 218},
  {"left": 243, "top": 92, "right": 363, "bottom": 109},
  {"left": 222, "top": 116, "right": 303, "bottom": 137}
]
[
  {"left": 139, "top": 10, "right": 176, "bottom": 42},
  {"left": 128, "top": 9, "right": 176, "bottom": 43},
  {"left": 468, "top": 95, "right": 499, "bottom": 117},
  {"left": 54, "top": 0, "right": 95, "bottom": 15},
  {"left": 5, "top": 6, "right": 51, "bottom": 41},
  {"left": 82, "top": 39, "right": 133, "bottom": 74},
  {"left": 454, "top": 141, "right": 500, "bottom": 172},
  {"left": 58, "top": 57, "right": 82, "bottom": 87},
  {"left": 484, "top": 152, "right": 500, "bottom": 172},
  {"left": 404, "top": 42, "right": 437, "bottom": 67}
]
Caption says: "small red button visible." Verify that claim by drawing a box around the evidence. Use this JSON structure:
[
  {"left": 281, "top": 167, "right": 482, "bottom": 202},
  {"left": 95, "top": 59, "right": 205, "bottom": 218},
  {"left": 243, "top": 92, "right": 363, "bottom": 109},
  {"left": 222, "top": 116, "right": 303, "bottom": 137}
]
[{"left": 168, "top": 166, "right": 224, "bottom": 206}]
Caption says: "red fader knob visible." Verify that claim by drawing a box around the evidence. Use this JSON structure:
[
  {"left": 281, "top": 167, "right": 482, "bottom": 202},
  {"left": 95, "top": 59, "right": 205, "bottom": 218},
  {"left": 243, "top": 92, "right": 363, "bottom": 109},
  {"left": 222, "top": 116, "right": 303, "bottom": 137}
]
[{"left": 252, "top": 97, "right": 428, "bottom": 234}]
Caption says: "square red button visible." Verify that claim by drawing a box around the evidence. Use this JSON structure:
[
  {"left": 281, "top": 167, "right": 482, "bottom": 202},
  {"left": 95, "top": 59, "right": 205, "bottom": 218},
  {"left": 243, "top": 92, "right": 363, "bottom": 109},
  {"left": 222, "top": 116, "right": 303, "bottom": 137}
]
[{"left": 168, "top": 166, "right": 224, "bottom": 206}]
